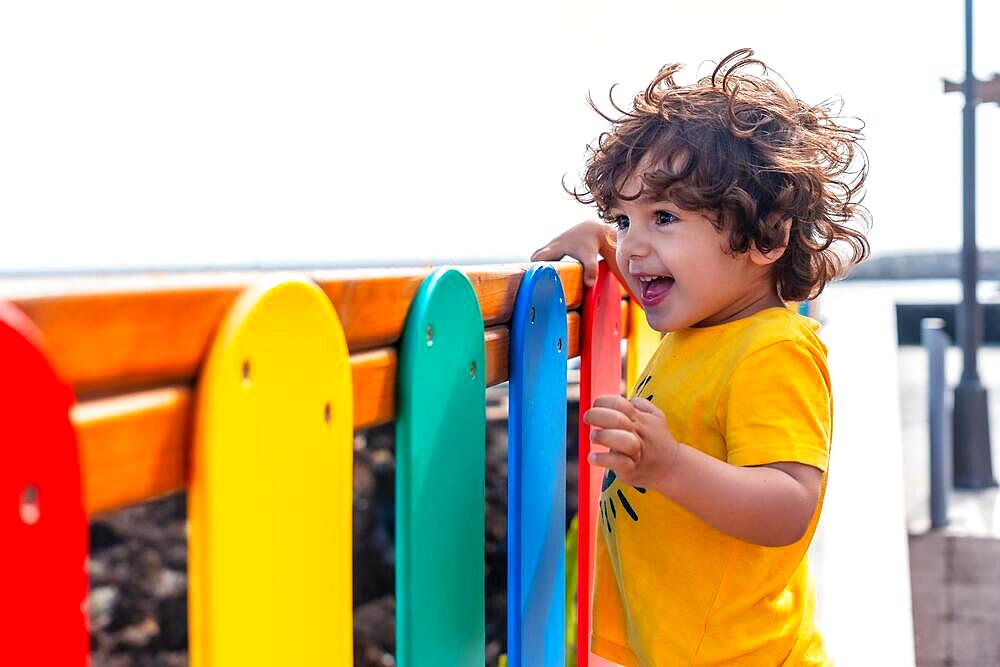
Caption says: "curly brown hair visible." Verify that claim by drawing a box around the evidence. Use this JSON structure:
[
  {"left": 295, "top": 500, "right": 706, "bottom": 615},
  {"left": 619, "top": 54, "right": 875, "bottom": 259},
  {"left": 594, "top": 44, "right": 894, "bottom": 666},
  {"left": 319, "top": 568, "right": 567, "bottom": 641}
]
[{"left": 568, "top": 48, "right": 871, "bottom": 301}]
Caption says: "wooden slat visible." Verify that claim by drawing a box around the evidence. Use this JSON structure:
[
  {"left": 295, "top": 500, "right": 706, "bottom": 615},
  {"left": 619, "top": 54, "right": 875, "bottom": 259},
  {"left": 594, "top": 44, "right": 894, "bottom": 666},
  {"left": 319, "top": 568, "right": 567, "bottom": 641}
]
[
  {"left": 75, "top": 386, "right": 192, "bottom": 514},
  {"left": 567, "top": 311, "right": 581, "bottom": 360},
  {"left": 6, "top": 263, "right": 584, "bottom": 398},
  {"left": 352, "top": 348, "right": 396, "bottom": 433},
  {"left": 77, "top": 311, "right": 582, "bottom": 515},
  {"left": 485, "top": 327, "right": 510, "bottom": 388}
]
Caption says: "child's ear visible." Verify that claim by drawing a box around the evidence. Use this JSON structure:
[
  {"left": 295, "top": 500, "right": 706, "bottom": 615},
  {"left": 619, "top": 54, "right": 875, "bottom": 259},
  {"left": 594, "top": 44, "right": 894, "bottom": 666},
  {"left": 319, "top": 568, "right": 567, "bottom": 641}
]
[{"left": 748, "top": 215, "right": 792, "bottom": 266}]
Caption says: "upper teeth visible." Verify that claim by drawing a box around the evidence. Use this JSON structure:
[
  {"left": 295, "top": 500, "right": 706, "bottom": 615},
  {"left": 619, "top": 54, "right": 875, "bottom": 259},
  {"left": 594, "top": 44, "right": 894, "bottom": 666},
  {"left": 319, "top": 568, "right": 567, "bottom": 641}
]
[{"left": 639, "top": 276, "right": 665, "bottom": 283}]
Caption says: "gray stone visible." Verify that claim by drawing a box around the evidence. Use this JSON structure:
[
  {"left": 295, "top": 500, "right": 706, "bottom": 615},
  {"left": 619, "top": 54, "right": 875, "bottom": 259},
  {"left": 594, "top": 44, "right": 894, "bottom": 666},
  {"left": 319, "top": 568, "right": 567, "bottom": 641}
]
[{"left": 89, "top": 586, "right": 119, "bottom": 630}]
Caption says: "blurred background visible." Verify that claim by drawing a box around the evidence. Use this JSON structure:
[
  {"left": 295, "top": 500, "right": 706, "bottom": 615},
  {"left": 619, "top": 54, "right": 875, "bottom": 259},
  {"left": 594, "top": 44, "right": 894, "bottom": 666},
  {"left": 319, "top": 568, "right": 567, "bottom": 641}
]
[
  {"left": 2, "top": 0, "right": 998, "bottom": 273},
  {"left": 4, "top": 2, "right": 1000, "bottom": 666}
]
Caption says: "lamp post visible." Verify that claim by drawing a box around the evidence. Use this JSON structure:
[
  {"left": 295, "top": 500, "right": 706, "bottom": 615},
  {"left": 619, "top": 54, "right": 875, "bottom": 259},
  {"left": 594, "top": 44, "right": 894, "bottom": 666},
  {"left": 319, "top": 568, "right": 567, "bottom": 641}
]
[{"left": 942, "top": 0, "right": 1000, "bottom": 488}]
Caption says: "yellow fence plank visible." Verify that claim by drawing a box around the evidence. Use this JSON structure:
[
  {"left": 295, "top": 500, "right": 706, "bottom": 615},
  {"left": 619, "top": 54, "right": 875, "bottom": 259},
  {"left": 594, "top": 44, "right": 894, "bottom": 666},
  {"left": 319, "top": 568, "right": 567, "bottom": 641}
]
[
  {"left": 188, "top": 276, "right": 353, "bottom": 665},
  {"left": 625, "top": 300, "right": 663, "bottom": 393}
]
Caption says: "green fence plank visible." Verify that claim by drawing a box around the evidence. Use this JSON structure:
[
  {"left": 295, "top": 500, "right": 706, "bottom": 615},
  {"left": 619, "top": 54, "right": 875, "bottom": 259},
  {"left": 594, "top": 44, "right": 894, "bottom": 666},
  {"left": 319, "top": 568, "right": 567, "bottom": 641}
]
[{"left": 396, "top": 268, "right": 486, "bottom": 667}]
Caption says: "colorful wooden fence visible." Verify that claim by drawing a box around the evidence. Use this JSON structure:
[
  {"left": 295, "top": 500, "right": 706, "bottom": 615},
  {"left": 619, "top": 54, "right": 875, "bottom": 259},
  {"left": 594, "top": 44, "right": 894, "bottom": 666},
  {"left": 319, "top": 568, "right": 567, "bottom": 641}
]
[{"left": 0, "top": 260, "right": 661, "bottom": 666}]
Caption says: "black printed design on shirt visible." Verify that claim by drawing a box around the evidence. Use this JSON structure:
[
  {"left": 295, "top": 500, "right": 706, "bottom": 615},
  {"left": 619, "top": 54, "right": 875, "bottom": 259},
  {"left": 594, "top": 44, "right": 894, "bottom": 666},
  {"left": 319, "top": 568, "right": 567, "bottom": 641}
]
[
  {"left": 599, "top": 469, "right": 647, "bottom": 532},
  {"left": 634, "top": 373, "right": 654, "bottom": 402}
]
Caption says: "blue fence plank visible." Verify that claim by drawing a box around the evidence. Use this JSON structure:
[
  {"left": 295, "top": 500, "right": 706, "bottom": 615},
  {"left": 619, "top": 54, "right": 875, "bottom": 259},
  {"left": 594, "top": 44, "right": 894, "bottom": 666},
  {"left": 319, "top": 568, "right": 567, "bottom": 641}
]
[{"left": 508, "top": 265, "right": 568, "bottom": 667}]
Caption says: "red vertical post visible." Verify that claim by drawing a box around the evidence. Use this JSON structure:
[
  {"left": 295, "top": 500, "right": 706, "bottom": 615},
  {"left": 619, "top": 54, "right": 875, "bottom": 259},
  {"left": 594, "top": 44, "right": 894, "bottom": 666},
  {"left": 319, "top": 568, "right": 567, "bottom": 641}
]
[
  {"left": 577, "top": 262, "right": 623, "bottom": 666},
  {"left": 0, "top": 302, "right": 89, "bottom": 664}
]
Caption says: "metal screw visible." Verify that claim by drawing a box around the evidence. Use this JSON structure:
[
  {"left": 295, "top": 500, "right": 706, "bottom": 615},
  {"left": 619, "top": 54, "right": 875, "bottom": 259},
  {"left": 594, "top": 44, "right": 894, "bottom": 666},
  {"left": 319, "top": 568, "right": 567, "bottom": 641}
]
[
  {"left": 426, "top": 325, "right": 434, "bottom": 346},
  {"left": 469, "top": 361, "right": 477, "bottom": 379},
  {"left": 20, "top": 484, "right": 39, "bottom": 526},
  {"left": 242, "top": 360, "right": 251, "bottom": 386},
  {"left": 557, "top": 337, "right": 563, "bottom": 353},
  {"left": 530, "top": 306, "right": 535, "bottom": 323},
  {"left": 324, "top": 401, "right": 332, "bottom": 425}
]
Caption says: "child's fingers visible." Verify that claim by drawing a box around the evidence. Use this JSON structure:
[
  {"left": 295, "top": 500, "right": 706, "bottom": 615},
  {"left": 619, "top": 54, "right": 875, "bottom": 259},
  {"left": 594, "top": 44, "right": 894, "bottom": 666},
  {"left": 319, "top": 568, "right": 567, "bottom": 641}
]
[
  {"left": 584, "top": 406, "right": 635, "bottom": 431},
  {"left": 587, "top": 450, "right": 635, "bottom": 473},
  {"left": 590, "top": 428, "right": 641, "bottom": 461},
  {"left": 592, "top": 394, "right": 635, "bottom": 416},
  {"left": 631, "top": 396, "right": 673, "bottom": 437},
  {"left": 631, "top": 396, "right": 665, "bottom": 420},
  {"left": 530, "top": 244, "right": 560, "bottom": 262},
  {"left": 582, "top": 259, "right": 598, "bottom": 287}
]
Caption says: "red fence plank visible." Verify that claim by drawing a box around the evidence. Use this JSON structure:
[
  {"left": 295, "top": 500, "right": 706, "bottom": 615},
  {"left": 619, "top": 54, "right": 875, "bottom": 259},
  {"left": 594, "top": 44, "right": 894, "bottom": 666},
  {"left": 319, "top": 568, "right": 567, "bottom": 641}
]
[
  {"left": 0, "top": 302, "right": 88, "bottom": 664},
  {"left": 577, "top": 262, "right": 623, "bottom": 666}
]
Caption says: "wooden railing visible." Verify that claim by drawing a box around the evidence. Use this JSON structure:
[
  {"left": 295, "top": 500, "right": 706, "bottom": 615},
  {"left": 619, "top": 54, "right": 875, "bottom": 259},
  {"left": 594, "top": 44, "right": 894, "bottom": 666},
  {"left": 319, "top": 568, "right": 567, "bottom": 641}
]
[{"left": 4, "top": 263, "right": 635, "bottom": 515}]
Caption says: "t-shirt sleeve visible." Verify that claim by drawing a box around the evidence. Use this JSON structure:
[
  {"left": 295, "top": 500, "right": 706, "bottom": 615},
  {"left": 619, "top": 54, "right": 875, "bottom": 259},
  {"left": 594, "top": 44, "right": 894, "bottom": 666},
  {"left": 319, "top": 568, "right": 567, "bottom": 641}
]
[{"left": 723, "top": 339, "right": 832, "bottom": 471}]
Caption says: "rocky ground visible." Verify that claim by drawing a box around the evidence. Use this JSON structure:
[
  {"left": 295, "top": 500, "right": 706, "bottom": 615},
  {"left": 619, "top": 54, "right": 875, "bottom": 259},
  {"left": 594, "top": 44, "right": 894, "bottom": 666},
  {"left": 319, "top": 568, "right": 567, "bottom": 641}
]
[
  {"left": 88, "top": 495, "right": 189, "bottom": 667},
  {"left": 88, "top": 388, "right": 582, "bottom": 666}
]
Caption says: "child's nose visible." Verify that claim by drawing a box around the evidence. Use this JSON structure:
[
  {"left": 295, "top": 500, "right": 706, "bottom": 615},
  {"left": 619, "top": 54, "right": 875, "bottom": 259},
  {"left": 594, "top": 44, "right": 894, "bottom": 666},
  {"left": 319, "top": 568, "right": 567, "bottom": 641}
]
[{"left": 620, "top": 224, "right": 653, "bottom": 258}]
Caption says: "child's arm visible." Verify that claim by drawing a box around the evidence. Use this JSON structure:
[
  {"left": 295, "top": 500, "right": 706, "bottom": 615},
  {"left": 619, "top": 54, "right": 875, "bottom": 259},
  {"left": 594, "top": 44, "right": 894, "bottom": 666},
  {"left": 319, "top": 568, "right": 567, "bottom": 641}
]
[
  {"left": 531, "top": 220, "right": 639, "bottom": 301},
  {"left": 585, "top": 395, "right": 822, "bottom": 548}
]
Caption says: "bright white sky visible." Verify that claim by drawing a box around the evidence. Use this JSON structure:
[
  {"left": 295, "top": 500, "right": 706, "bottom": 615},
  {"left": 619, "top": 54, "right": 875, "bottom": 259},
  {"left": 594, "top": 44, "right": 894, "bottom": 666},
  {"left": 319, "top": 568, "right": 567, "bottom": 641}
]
[{"left": 2, "top": 0, "right": 999, "bottom": 274}]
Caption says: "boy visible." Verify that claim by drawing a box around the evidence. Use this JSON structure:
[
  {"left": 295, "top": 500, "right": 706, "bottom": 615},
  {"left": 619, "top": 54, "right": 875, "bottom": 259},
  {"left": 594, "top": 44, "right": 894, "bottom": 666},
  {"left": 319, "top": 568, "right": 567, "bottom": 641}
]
[{"left": 531, "top": 48, "right": 870, "bottom": 665}]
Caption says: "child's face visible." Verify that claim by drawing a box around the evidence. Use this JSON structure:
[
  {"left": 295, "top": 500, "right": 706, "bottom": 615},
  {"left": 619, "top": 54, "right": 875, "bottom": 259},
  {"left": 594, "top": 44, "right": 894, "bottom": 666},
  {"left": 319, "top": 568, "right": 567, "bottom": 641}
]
[{"left": 608, "top": 180, "right": 783, "bottom": 332}]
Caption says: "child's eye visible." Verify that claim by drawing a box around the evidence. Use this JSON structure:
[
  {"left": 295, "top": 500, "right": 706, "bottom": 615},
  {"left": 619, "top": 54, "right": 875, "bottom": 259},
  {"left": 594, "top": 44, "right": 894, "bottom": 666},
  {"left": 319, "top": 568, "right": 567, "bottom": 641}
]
[
  {"left": 611, "top": 214, "right": 629, "bottom": 231},
  {"left": 656, "top": 210, "right": 678, "bottom": 226}
]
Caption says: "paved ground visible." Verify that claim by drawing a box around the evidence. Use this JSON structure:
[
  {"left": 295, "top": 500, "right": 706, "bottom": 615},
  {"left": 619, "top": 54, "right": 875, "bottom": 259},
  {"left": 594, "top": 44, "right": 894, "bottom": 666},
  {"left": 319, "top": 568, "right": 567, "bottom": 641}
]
[
  {"left": 894, "top": 293, "right": 1000, "bottom": 665},
  {"left": 909, "top": 532, "right": 1000, "bottom": 666}
]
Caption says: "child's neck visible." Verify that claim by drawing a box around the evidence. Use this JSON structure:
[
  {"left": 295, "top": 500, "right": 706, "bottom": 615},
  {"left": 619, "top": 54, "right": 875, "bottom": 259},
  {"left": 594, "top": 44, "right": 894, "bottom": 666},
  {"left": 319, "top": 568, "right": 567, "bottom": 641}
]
[{"left": 692, "top": 287, "right": 785, "bottom": 328}]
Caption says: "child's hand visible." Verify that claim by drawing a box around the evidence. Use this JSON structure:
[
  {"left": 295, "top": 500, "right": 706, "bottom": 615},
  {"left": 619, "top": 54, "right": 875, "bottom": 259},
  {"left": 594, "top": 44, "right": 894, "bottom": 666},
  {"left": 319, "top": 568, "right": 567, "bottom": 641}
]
[
  {"left": 530, "top": 220, "right": 609, "bottom": 287},
  {"left": 584, "top": 395, "right": 680, "bottom": 489}
]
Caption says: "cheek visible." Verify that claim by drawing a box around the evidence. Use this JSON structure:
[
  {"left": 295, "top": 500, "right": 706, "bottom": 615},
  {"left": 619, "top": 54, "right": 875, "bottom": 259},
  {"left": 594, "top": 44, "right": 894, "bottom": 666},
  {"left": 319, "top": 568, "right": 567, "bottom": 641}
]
[
  {"left": 675, "top": 251, "right": 740, "bottom": 297},
  {"left": 688, "top": 237, "right": 740, "bottom": 271},
  {"left": 615, "top": 241, "right": 628, "bottom": 271}
]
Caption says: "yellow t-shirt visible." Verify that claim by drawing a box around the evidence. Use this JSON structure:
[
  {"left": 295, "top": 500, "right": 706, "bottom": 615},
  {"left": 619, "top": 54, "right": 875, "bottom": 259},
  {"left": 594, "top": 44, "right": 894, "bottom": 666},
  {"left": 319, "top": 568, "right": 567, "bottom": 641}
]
[{"left": 591, "top": 306, "right": 833, "bottom": 667}]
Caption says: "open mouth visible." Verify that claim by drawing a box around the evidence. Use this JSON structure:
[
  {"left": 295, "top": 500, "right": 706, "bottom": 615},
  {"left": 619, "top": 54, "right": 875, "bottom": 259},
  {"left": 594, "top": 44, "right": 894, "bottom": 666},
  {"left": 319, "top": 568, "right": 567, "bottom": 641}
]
[{"left": 638, "top": 275, "right": 675, "bottom": 305}]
